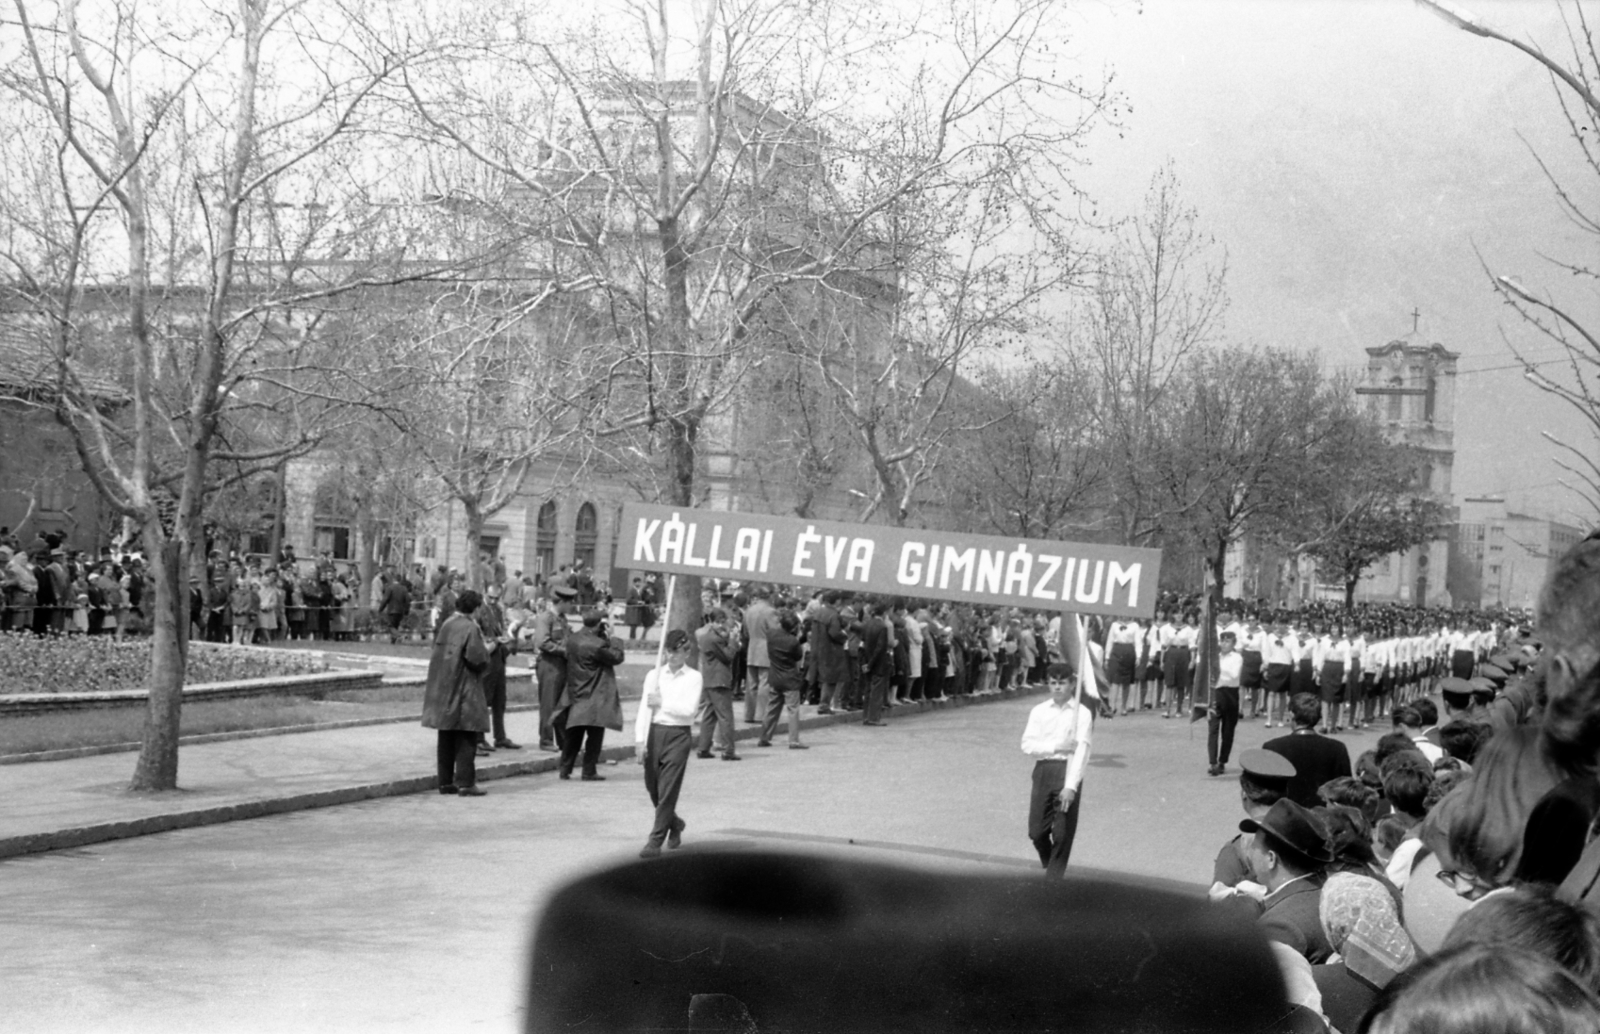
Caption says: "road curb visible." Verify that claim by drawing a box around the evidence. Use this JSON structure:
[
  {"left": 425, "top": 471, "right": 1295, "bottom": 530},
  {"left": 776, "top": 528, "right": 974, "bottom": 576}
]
[{"left": 0, "top": 687, "right": 1043, "bottom": 861}]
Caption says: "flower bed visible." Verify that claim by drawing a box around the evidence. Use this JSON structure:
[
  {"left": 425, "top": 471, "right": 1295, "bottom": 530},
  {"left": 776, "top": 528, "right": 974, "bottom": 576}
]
[{"left": 0, "top": 633, "right": 329, "bottom": 696}]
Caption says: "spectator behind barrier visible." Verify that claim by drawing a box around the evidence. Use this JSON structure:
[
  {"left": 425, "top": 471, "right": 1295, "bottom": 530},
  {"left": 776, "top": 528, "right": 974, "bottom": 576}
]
[
  {"left": 1442, "top": 884, "right": 1600, "bottom": 996},
  {"left": 1444, "top": 725, "right": 1560, "bottom": 892},
  {"left": 1358, "top": 944, "right": 1600, "bottom": 1034}
]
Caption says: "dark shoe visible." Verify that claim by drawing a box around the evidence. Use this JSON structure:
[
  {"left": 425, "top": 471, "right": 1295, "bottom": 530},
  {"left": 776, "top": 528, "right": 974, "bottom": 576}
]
[
  {"left": 757, "top": 740, "right": 772, "bottom": 747},
  {"left": 696, "top": 751, "right": 715, "bottom": 759},
  {"left": 721, "top": 754, "right": 741, "bottom": 761},
  {"left": 496, "top": 740, "right": 524, "bottom": 750},
  {"left": 863, "top": 720, "right": 887, "bottom": 727},
  {"left": 581, "top": 773, "right": 607, "bottom": 781},
  {"left": 438, "top": 785, "right": 459, "bottom": 795},
  {"left": 639, "top": 843, "right": 662, "bottom": 859},
  {"left": 475, "top": 747, "right": 493, "bottom": 757},
  {"left": 817, "top": 707, "right": 834, "bottom": 715},
  {"left": 539, "top": 743, "right": 558, "bottom": 752},
  {"left": 558, "top": 771, "right": 572, "bottom": 781},
  {"left": 458, "top": 786, "right": 487, "bottom": 797},
  {"left": 668, "top": 820, "right": 685, "bottom": 850},
  {"left": 789, "top": 743, "right": 809, "bottom": 750}
]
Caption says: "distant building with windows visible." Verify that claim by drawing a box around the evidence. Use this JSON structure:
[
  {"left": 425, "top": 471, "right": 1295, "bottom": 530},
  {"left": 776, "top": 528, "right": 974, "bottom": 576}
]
[{"left": 1451, "top": 496, "right": 1582, "bottom": 610}]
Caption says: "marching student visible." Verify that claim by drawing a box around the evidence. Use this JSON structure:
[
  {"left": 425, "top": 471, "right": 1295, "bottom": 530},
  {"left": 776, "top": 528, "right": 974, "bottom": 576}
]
[
  {"left": 1240, "top": 614, "right": 1267, "bottom": 720},
  {"left": 1207, "top": 631, "right": 1245, "bottom": 776},
  {"left": 635, "top": 629, "right": 703, "bottom": 858},
  {"left": 1021, "top": 659, "right": 1099, "bottom": 878},
  {"left": 1262, "top": 615, "right": 1297, "bottom": 729},
  {"left": 1106, "top": 617, "right": 1143, "bottom": 716}
]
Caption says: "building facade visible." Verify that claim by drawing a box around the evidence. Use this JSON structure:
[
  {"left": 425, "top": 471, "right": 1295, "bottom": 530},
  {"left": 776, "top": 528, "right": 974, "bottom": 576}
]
[{"left": 1452, "top": 496, "right": 1582, "bottom": 611}]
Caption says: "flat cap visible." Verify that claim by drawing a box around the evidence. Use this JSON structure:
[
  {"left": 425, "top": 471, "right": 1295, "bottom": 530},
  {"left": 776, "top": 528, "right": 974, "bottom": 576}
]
[
  {"left": 1439, "top": 677, "right": 1475, "bottom": 699},
  {"left": 551, "top": 584, "right": 578, "bottom": 599}
]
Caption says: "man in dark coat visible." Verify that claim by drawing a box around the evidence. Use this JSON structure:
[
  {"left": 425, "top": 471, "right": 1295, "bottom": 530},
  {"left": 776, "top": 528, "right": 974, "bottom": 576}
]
[
  {"left": 381, "top": 574, "right": 411, "bottom": 644},
  {"left": 761, "top": 611, "right": 808, "bottom": 749},
  {"left": 474, "top": 583, "right": 519, "bottom": 753},
  {"left": 422, "top": 590, "right": 491, "bottom": 796},
  {"left": 694, "top": 608, "right": 741, "bottom": 761},
  {"left": 811, "top": 591, "right": 849, "bottom": 715},
  {"left": 1263, "top": 693, "right": 1353, "bottom": 807},
  {"left": 861, "top": 600, "right": 894, "bottom": 726},
  {"left": 557, "top": 610, "right": 627, "bottom": 780},
  {"left": 533, "top": 585, "right": 579, "bottom": 751}
]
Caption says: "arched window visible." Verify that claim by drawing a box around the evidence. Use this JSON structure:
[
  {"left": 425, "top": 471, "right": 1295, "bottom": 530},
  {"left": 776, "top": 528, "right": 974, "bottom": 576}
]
[
  {"left": 1387, "top": 376, "right": 1404, "bottom": 422},
  {"left": 536, "top": 500, "right": 557, "bottom": 577},
  {"left": 574, "top": 502, "right": 598, "bottom": 569}
]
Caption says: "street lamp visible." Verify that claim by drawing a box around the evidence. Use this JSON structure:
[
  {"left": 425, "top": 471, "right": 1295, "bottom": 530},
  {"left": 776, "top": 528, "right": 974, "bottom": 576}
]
[{"left": 1414, "top": 0, "right": 1600, "bottom": 117}]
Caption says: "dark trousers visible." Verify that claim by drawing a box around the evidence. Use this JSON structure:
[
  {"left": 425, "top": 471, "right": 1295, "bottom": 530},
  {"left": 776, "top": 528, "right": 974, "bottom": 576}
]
[
  {"left": 1028, "top": 760, "right": 1082, "bottom": 879},
  {"left": 643, "top": 724, "right": 692, "bottom": 846},
  {"left": 760, "top": 684, "right": 801, "bottom": 745},
  {"left": 1207, "top": 686, "right": 1241, "bottom": 766},
  {"left": 695, "top": 686, "right": 736, "bottom": 756},
  {"left": 819, "top": 679, "right": 843, "bottom": 711},
  {"left": 559, "top": 726, "right": 605, "bottom": 777},
  {"left": 436, "top": 729, "right": 478, "bottom": 789},
  {"left": 864, "top": 671, "right": 891, "bottom": 722},
  {"left": 537, "top": 661, "right": 566, "bottom": 749},
  {"left": 924, "top": 667, "right": 944, "bottom": 700}
]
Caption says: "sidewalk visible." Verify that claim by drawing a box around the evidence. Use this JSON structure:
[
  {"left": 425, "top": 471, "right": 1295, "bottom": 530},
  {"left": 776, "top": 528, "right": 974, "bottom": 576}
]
[{"left": 0, "top": 686, "right": 1043, "bottom": 860}]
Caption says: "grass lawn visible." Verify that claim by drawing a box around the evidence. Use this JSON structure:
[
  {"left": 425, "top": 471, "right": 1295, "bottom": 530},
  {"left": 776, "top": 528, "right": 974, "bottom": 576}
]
[{"left": 1, "top": 668, "right": 646, "bottom": 758}]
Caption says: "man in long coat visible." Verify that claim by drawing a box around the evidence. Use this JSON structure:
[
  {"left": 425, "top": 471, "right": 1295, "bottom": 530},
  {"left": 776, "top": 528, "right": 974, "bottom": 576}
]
[
  {"left": 557, "top": 610, "right": 627, "bottom": 780},
  {"left": 810, "top": 591, "right": 849, "bottom": 715},
  {"left": 533, "top": 584, "right": 579, "bottom": 751},
  {"left": 422, "top": 590, "right": 491, "bottom": 796}
]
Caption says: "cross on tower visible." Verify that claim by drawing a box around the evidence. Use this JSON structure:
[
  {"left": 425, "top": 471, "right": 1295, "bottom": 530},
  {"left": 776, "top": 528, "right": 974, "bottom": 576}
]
[{"left": 1411, "top": 307, "right": 1422, "bottom": 333}]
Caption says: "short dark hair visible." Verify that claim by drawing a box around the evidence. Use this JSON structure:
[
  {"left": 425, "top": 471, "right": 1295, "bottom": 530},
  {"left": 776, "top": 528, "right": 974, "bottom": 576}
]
[
  {"left": 455, "top": 590, "right": 483, "bottom": 614},
  {"left": 1319, "top": 776, "right": 1381, "bottom": 825},
  {"left": 1288, "top": 693, "right": 1322, "bottom": 728},
  {"left": 1383, "top": 758, "right": 1434, "bottom": 818},
  {"left": 1375, "top": 731, "right": 1418, "bottom": 766},
  {"left": 1240, "top": 771, "right": 1287, "bottom": 808},
  {"left": 664, "top": 629, "right": 691, "bottom": 651},
  {"left": 1358, "top": 944, "right": 1600, "bottom": 1034},
  {"left": 1414, "top": 699, "right": 1439, "bottom": 726},
  {"left": 1393, "top": 704, "right": 1426, "bottom": 730},
  {"left": 1441, "top": 720, "right": 1488, "bottom": 765},
  {"left": 1443, "top": 884, "right": 1600, "bottom": 993}
]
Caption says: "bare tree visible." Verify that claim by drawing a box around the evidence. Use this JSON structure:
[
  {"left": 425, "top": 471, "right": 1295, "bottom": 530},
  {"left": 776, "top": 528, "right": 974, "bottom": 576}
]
[
  {"left": 396, "top": 0, "right": 1119, "bottom": 625},
  {"left": 1419, "top": 0, "right": 1600, "bottom": 519},
  {"left": 0, "top": 0, "right": 450, "bottom": 790},
  {"left": 1078, "top": 164, "right": 1229, "bottom": 546}
]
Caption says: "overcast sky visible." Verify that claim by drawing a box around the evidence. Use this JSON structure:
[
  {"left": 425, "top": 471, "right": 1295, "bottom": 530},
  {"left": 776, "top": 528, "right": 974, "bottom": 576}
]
[{"left": 1057, "top": 0, "right": 1596, "bottom": 524}]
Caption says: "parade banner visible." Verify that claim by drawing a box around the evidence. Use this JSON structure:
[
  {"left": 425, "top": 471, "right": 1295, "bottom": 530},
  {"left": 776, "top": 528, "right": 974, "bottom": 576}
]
[{"left": 618, "top": 503, "right": 1162, "bottom": 619}]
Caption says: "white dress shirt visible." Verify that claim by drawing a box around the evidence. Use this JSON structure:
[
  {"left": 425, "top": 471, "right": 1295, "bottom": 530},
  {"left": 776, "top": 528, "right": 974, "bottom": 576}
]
[
  {"left": 634, "top": 663, "right": 704, "bottom": 744},
  {"left": 1020, "top": 696, "right": 1095, "bottom": 795}
]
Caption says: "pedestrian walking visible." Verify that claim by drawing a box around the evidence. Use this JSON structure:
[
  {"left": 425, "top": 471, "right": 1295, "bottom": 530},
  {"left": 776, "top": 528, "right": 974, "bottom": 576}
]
[
  {"left": 1207, "top": 631, "right": 1244, "bottom": 776},
  {"left": 1020, "top": 661, "right": 1097, "bottom": 878},
  {"left": 635, "top": 629, "right": 702, "bottom": 858}
]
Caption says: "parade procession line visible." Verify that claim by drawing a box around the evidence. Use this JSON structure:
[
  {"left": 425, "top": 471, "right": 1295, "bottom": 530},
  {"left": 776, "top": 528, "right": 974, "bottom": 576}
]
[{"left": 0, "top": 686, "right": 1043, "bottom": 861}]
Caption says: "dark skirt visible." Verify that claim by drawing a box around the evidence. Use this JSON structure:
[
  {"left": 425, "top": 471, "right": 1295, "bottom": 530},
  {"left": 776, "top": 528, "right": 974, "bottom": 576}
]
[
  {"left": 1163, "top": 646, "right": 1192, "bottom": 691},
  {"left": 1291, "top": 658, "right": 1316, "bottom": 697},
  {"left": 1107, "top": 642, "right": 1137, "bottom": 685},
  {"left": 1319, "top": 661, "right": 1346, "bottom": 703},
  {"left": 1451, "top": 650, "right": 1475, "bottom": 679},
  {"left": 1240, "top": 650, "right": 1264, "bottom": 690},
  {"left": 1264, "top": 662, "right": 1293, "bottom": 694},
  {"left": 1141, "top": 648, "right": 1163, "bottom": 682},
  {"left": 1346, "top": 661, "right": 1364, "bottom": 704}
]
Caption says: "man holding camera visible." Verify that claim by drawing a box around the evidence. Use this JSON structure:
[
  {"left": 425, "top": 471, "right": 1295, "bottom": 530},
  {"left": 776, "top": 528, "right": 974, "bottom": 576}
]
[{"left": 558, "top": 610, "right": 628, "bottom": 781}]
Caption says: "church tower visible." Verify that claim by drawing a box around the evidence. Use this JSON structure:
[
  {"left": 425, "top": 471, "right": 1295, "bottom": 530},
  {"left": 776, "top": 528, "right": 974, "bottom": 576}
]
[{"left": 1351, "top": 316, "right": 1458, "bottom": 605}]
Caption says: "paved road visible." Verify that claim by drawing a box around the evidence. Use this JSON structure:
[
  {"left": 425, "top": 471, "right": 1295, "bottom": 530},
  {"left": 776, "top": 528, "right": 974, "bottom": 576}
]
[{"left": 2, "top": 701, "right": 1386, "bottom": 1034}]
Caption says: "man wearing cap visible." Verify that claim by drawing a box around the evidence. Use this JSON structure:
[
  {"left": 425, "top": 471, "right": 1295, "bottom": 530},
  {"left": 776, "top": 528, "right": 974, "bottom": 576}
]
[
  {"left": 1239, "top": 799, "right": 1334, "bottom": 963},
  {"left": 1263, "top": 693, "right": 1352, "bottom": 808},
  {"left": 1438, "top": 677, "right": 1480, "bottom": 726},
  {"left": 1210, "top": 749, "right": 1297, "bottom": 901},
  {"left": 559, "top": 610, "right": 627, "bottom": 780},
  {"left": 1020, "top": 662, "right": 1097, "bottom": 878},
  {"left": 636, "top": 629, "right": 702, "bottom": 858},
  {"left": 533, "top": 586, "right": 579, "bottom": 751}
]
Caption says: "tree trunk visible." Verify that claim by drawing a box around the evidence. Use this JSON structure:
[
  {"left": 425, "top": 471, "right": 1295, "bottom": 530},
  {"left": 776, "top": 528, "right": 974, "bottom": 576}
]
[
  {"left": 129, "top": 530, "right": 188, "bottom": 791},
  {"left": 463, "top": 500, "right": 485, "bottom": 591},
  {"left": 664, "top": 414, "right": 703, "bottom": 650},
  {"left": 1344, "top": 574, "right": 1358, "bottom": 610}
]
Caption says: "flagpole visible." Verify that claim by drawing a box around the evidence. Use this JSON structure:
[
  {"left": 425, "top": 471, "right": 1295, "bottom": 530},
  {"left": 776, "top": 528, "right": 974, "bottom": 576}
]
[{"left": 648, "top": 574, "right": 678, "bottom": 721}]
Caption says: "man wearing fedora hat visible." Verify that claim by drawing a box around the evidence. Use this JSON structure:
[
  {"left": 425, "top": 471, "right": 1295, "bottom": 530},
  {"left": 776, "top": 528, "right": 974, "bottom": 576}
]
[{"left": 1238, "top": 798, "right": 1334, "bottom": 963}]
